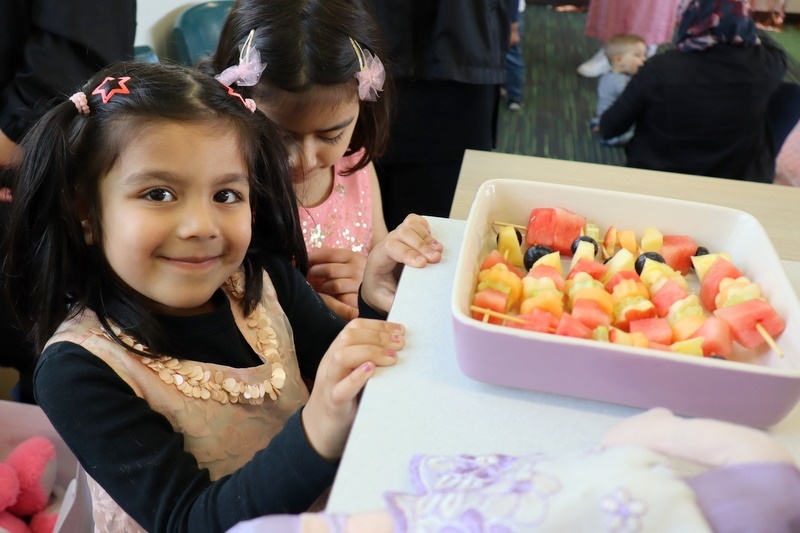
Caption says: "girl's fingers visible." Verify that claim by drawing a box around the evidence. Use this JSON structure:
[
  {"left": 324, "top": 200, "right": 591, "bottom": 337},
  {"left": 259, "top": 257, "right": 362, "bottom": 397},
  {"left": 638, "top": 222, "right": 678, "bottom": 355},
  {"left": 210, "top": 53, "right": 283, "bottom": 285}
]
[
  {"left": 329, "top": 361, "right": 376, "bottom": 404},
  {"left": 385, "top": 218, "right": 443, "bottom": 267},
  {"left": 327, "top": 340, "right": 401, "bottom": 372},
  {"left": 340, "top": 318, "right": 405, "bottom": 344}
]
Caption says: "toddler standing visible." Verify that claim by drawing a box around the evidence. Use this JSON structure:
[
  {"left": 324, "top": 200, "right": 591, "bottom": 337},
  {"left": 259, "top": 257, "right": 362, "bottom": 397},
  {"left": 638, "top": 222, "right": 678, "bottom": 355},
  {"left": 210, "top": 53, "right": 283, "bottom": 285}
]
[
  {"left": 591, "top": 33, "right": 647, "bottom": 146},
  {"left": 209, "top": 0, "right": 392, "bottom": 322},
  {"left": 2, "top": 61, "right": 441, "bottom": 532}
]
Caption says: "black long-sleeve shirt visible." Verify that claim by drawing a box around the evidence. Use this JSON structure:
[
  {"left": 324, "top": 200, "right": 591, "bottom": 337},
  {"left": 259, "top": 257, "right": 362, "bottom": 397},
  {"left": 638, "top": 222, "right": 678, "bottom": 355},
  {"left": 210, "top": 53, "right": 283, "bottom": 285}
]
[
  {"left": 0, "top": 0, "right": 136, "bottom": 142},
  {"left": 599, "top": 40, "right": 786, "bottom": 183},
  {"left": 34, "top": 256, "right": 353, "bottom": 532}
]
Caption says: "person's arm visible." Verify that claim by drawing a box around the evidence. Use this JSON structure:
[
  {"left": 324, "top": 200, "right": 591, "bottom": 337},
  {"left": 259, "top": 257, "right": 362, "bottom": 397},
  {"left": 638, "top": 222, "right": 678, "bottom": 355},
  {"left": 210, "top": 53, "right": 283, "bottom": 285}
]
[
  {"left": 34, "top": 343, "right": 338, "bottom": 533},
  {"left": 599, "top": 68, "right": 648, "bottom": 140},
  {"left": 0, "top": 0, "right": 135, "bottom": 146},
  {"left": 265, "top": 255, "right": 347, "bottom": 380}
]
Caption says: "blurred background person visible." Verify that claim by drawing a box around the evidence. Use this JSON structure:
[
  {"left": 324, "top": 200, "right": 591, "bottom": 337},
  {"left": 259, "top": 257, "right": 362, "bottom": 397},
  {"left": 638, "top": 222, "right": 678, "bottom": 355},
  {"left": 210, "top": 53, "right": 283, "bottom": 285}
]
[
  {"left": 0, "top": 0, "right": 136, "bottom": 402},
  {"left": 369, "top": 0, "right": 513, "bottom": 230}
]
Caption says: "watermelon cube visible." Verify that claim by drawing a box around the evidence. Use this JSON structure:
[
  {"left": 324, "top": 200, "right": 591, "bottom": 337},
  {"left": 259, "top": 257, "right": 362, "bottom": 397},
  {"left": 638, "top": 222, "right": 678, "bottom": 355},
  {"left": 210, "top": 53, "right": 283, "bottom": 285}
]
[
  {"left": 525, "top": 208, "right": 556, "bottom": 248},
  {"left": 472, "top": 288, "right": 509, "bottom": 325},
  {"left": 660, "top": 235, "right": 697, "bottom": 275},
  {"left": 508, "top": 310, "right": 559, "bottom": 334},
  {"left": 699, "top": 257, "right": 744, "bottom": 312},
  {"left": 650, "top": 278, "right": 689, "bottom": 318},
  {"left": 714, "top": 299, "right": 786, "bottom": 350},
  {"left": 691, "top": 316, "right": 733, "bottom": 357},
  {"left": 629, "top": 317, "right": 673, "bottom": 345},
  {"left": 555, "top": 312, "right": 593, "bottom": 339}
]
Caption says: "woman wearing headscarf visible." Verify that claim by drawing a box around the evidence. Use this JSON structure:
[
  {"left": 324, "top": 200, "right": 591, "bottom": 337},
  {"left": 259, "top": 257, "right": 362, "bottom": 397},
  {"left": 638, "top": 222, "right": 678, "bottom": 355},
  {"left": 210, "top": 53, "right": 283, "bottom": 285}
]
[{"left": 599, "top": 0, "right": 786, "bottom": 183}]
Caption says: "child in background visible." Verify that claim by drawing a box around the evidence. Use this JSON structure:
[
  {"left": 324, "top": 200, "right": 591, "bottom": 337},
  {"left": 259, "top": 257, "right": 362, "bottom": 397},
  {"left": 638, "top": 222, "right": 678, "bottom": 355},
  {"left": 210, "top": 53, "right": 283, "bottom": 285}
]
[
  {"left": 229, "top": 408, "right": 800, "bottom": 532},
  {"left": 577, "top": 0, "right": 681, "bottom": 78},
  {"left": 590, "top": 34, "right": 647, "bottom": 146},
  {"left": 209, "top": 0, "right": 392, "bottom": 322},
  {"left": 506, "top": 0, "right": 527, "bottom": 111},
  {"left": 1, "top": 61, "right": 442, "bottom": 532}
]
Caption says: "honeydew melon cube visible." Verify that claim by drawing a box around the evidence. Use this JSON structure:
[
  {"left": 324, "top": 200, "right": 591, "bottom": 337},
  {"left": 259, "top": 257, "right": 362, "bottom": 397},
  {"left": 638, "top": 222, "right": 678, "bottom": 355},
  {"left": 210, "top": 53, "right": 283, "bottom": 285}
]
[
  {"left": 640, "top": 227, "right": 663, "bottom": 253},
  {"left": 691, "top": 252, "right": 732, "bottom": 281}
]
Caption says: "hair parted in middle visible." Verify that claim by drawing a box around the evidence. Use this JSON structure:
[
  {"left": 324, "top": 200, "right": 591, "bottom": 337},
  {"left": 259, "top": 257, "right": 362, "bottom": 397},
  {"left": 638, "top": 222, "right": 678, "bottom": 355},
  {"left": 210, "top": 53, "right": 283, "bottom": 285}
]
[
  {"left": 2, "top": 60, "right": 306, "bottom": 355},
  {"left": 207, "top": 0, "right": 393, "bottom": 174}
]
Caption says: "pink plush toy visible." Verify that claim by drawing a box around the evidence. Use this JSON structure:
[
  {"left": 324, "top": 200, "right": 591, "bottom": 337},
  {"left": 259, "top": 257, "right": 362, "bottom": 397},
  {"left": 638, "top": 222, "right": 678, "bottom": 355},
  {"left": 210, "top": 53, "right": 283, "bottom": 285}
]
[{"left": 0, "top": 436, "right": 61, "bottom": 533}]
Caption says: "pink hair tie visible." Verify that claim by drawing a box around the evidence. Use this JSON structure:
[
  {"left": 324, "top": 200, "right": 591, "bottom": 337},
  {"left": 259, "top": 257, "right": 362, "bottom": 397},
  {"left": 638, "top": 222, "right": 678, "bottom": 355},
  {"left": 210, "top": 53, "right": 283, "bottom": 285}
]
[
  {"left": 70, "top": 92, "right": 90, "bottom": 115},
  {"left": 349, "top": 37, "right": 385, "bottom": 102}
]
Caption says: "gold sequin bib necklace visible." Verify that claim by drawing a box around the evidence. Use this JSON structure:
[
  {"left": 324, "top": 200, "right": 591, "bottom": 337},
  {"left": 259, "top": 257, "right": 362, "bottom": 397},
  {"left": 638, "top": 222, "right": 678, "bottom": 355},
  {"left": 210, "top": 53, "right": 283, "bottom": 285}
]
[{"left": 99, "top": 273, "right": 286, "bottom": 405}]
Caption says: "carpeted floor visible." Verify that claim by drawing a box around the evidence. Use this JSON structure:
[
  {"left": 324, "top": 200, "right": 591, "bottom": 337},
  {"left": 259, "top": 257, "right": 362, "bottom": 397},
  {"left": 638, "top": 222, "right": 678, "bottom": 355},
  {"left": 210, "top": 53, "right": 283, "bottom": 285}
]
[
  {"left": 495, "top": 4, "right": 800, "bottom": 179},
  {"left": 495, "top": 5, "right": 627, "bottom": 165}
]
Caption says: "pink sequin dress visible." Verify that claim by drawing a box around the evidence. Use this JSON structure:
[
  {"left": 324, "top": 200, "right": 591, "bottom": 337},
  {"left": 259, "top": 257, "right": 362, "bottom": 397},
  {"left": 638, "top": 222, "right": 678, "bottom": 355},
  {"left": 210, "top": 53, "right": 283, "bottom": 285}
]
[
  {"left": 585, "top": 0, "right": 682, "bottom": 45},
  {"left": 299, "top": 150, "right": 373, "bottom": 256}
]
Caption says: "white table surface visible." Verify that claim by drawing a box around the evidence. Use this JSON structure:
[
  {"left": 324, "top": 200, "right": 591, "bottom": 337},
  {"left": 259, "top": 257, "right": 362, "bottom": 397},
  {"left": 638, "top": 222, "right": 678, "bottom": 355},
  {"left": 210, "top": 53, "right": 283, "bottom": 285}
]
[{"left": 327, "top": 216, "right": 800, "bottom": 513}]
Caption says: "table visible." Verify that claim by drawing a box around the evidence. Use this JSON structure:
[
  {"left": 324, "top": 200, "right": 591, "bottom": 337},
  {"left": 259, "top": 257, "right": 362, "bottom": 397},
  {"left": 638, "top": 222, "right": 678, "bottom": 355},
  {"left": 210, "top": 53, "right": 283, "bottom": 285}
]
[
  {"left": 327, "top": 216, "right": 800, "bottom": 513},
  {"left": 451, "top": 150, "right": 800, "bottom": 262}
]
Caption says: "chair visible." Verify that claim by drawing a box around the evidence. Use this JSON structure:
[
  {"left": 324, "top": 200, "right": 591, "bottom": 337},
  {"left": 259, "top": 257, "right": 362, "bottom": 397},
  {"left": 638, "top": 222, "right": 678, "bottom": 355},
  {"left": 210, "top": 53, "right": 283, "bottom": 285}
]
[
  {"left": 134, "top": 45, "right": 159, "bottom": 63},
  {"left": 172, "top": 1, "right": 234, "bottom": 66}
]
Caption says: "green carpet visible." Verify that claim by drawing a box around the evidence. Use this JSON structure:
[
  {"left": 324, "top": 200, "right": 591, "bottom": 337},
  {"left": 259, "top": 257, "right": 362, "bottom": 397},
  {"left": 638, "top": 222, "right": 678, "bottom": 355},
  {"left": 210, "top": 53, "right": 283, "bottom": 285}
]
[{"left": 495, "top": 5, "right": 800, "bottom": 164}]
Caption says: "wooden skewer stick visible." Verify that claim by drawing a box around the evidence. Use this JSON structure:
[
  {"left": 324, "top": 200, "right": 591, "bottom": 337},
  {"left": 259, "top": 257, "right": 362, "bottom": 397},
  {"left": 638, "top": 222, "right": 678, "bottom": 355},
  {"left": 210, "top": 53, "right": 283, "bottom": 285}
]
[
  {"left": 492, "top": 221, "right": 527, "bottom": 231},
  {"left": 755, "top": 323, "right": 784, "bottom": 357},
  {"left": 470, "top": 305, "right": 527, "bottom": 324}
]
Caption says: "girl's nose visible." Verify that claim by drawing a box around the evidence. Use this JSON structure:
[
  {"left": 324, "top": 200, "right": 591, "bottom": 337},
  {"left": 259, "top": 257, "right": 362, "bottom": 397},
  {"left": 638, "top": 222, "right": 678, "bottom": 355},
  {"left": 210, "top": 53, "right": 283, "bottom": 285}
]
[
  {"left": 290, "top": 140, "right": 317, "bottom": 176},
  {"left": 177, "top": 201, "right": 219, "bottom": 239}
]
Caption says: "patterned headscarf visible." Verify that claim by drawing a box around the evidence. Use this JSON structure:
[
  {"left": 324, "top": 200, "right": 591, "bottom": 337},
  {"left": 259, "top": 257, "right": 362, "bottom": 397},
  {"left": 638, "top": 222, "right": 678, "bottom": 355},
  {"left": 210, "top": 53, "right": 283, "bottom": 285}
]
[{"left": 675, "top": 0, "right": 760, "bottom": 52}]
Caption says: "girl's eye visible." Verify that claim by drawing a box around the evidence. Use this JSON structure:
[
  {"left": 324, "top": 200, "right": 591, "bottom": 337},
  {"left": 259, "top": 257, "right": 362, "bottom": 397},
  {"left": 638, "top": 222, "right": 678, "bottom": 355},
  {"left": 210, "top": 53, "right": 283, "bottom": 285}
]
[
  {"left": 213, "top": 189, "right": 243, "bottom": 204},
  {"left": 145, "top": 188, "right": 174, "bottom": 202},
  {"left": 321, "top": 131, "right": 344, "bottom": 145}
]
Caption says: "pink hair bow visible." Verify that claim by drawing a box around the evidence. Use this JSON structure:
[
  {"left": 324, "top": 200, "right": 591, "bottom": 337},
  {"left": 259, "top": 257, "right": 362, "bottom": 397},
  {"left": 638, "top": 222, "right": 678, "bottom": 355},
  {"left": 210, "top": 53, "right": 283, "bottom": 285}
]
[
  {"left": 215, "top": 29, "right": 266, "bottom": 88},
  {"left": 355, "top": 49, "right": 385, "bottom": 102}
]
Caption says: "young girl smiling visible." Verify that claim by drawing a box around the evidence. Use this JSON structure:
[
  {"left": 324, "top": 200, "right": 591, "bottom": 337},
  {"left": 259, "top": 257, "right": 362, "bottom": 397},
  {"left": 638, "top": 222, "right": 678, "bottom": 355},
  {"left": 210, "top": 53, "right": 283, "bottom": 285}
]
[{"left": 2, "top": 60, "right": 441, "bottom": 532}]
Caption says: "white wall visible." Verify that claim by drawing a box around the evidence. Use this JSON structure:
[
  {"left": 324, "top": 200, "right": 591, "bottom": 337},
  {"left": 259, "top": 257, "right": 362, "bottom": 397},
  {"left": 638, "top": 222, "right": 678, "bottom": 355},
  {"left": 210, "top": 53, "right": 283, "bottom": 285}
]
[{"left": 136, "top": 0, "right": 195, "bottom": 59}]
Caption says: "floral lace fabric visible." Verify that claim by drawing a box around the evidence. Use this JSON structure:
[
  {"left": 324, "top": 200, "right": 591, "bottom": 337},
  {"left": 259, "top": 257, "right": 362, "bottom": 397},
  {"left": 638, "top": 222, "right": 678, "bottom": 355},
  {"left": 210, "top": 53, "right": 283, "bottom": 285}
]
[
  {"left": 46, "top": 272, "right": 309, "bottom": 533},
  {"left": 384, "top": 447, "right": 712, "bottom": 532}
]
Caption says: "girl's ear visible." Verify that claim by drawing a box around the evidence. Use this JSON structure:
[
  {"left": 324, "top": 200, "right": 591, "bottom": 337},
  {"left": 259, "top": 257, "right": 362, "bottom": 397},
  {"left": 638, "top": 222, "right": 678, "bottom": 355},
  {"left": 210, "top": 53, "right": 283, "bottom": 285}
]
[
  {"left": 81, "top": 219, "right": 94, "bottom": 246},
  {"left": 75, "top": 197, "right": 94, "bottom": 246}
]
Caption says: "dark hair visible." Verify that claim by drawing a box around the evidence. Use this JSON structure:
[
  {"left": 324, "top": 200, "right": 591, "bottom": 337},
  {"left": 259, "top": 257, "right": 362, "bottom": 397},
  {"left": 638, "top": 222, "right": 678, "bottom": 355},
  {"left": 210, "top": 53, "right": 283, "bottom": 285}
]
[
  {"left": 207, "top": 0, "right": 392, "bottom": 174},
  {"left": 2, "top": 61, "right": 306, "bottom": 354}
]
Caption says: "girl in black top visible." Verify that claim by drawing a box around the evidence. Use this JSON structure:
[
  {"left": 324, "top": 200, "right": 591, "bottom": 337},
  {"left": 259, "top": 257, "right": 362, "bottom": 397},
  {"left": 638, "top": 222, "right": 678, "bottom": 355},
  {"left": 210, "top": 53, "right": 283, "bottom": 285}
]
[{"left": 2, "top": 61, "right": 442, "bottom": 532}]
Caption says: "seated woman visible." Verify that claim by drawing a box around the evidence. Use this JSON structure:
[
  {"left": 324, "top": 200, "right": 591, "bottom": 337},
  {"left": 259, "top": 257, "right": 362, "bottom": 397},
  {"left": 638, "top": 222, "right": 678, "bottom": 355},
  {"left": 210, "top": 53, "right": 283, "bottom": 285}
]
[{"left": 599, "top": 0, "right": 787, "bottom": 183}]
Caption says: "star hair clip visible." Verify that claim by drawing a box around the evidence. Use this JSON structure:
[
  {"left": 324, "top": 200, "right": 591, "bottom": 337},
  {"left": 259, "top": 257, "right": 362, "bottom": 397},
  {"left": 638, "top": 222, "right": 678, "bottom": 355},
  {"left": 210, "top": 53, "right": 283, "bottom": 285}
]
[
  {"left": 215, "top": 29, "right": 265, "bottom": 113},
  {"left": 69, "top": 76, "right": 131, "bottom": 115},
  {"left": 349, "top": 37, "right": 385, "bottom": 102}
]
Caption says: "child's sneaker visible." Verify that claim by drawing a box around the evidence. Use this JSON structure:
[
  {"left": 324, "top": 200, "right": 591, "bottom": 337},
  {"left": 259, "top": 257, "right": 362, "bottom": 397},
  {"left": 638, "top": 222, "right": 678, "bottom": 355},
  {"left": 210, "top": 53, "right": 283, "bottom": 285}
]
[
  {"left": 508, "top": 102, "right": 522, "bottom": 112},
  {"left": 577, "top": 48, "right": 611, "bottom": 78}
]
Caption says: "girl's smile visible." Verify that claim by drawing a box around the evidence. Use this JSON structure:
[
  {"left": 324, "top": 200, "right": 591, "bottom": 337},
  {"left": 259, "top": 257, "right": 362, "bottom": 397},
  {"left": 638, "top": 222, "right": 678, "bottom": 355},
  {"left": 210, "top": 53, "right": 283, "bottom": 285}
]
[{"left": 98, "top": 120, "right": 252, "bottom": 316}]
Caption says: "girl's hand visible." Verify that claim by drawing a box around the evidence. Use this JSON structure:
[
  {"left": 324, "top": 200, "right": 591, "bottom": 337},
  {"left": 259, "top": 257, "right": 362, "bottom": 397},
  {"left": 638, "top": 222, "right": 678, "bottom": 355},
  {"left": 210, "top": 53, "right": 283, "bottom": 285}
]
[
  {"left": 360, "top": 214, "right": 443, "bottom": 313},
  {"left": 301, "top": 318, "right": 404, "bottom": 460},
  {"left": 318, "top": 293, "right": 359, "bottom": 322},
  {"left": 307, "top": 248, "right": 367, "bottom": 319}
]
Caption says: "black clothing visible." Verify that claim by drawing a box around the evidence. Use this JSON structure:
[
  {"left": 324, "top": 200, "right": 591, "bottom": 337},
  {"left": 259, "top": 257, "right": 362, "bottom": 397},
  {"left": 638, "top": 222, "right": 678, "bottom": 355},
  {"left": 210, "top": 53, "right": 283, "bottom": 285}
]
[
  {"left": 370, "top": 0, "right": 512, "bottom": 229},
  {"left": 599, "top": 40, "right": 787, "bottom": 184},
  {"left": 34, "top": 256, "right": 346, "bottom": 533},
  {"left": 0, "top": 0, "right": 135, "bottom": 403},
  {"left": 0, "top": 0, "right": 136, "bottom": 142}
]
